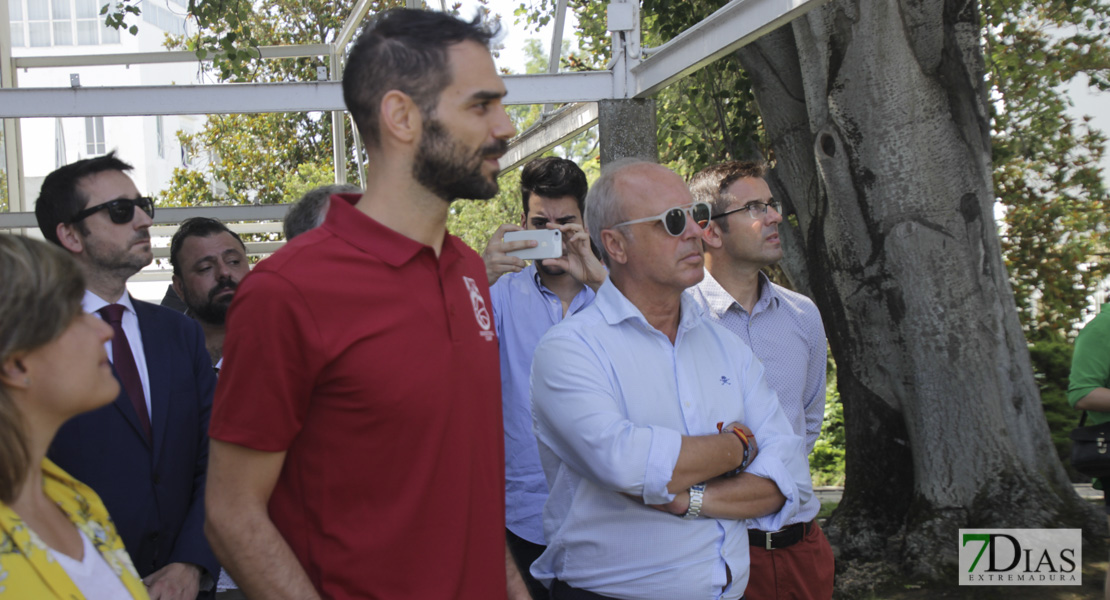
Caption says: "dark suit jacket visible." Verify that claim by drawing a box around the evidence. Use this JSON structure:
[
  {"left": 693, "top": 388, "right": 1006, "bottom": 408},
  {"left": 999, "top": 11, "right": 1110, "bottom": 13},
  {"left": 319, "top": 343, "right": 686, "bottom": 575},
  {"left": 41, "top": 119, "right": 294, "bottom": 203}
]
[{"left": 49, "top": 297, "right": 220, "bottom": 582}]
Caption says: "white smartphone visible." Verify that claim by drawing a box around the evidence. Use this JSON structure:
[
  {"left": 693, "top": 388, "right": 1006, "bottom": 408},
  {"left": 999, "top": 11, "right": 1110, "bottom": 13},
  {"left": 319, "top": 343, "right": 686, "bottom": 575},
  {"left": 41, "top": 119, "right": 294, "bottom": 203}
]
[{"left": 504, "top": 229, "right": 563, "bottom": 260}]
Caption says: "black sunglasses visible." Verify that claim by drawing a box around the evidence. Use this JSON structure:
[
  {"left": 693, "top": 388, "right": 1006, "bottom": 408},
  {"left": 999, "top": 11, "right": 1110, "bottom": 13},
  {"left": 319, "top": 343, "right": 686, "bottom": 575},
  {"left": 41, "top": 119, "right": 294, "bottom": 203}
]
[
  {"left": 69, "top": 197, "right": 155, "bottom": 225},
  {"left": 612, "top": 201, "right": 712, "bottom": 237}
]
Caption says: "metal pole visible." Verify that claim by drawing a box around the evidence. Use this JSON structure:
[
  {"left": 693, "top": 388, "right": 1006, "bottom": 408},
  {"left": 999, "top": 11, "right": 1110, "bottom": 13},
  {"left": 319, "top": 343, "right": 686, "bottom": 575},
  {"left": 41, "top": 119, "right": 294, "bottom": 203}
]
[
  {"left": 0, "top": 0, "right": 25, "bottom": 214},
  {"left": 330, "top": 51, "right": 347, "bottom": 184},
  {"left": 542, "top": 0, "right": 568, "bottom": 115}
]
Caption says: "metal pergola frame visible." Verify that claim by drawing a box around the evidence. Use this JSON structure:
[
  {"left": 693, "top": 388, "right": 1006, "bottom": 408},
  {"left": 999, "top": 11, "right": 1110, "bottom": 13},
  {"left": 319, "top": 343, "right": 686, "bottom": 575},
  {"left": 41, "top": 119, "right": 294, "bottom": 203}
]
[{"left": 0, "top": 0, "right": 827, "bottom": 272}]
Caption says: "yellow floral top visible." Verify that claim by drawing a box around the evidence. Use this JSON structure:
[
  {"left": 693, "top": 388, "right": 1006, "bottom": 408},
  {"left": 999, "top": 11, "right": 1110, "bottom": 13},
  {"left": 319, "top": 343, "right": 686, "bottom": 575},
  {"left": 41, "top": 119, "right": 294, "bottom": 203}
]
[{"left": 0, "top": 458, "right": 149, "bottom": 599}]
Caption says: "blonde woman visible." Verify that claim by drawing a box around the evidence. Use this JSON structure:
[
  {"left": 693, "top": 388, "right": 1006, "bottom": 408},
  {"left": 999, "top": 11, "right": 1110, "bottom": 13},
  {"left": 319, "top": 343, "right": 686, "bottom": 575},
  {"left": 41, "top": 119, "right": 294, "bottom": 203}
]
[{"left": 0, "top": 235, "right": 149, "bottom": 599}]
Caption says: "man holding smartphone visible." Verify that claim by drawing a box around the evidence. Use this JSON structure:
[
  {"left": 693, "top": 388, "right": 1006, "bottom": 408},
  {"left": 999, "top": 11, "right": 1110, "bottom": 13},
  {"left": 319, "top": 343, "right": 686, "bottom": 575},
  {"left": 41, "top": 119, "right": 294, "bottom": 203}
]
[{"left": 482, "top": 156, "right": 606, "bottom": 598}]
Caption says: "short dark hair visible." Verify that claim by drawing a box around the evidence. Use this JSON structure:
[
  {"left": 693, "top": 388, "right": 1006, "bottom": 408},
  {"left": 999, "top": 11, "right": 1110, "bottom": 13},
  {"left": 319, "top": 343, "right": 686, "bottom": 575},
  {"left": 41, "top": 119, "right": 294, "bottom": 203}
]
[
  {"left": 169, "top": 217, "right": 246, "bottom": 277},
  {"left": 284, "top": 184, "right": 361, "bottom": 240},
  {"left": 689, "top": 161, "right": 768, "bottom": 233},
  {"left": 521, "top": 157, "right": 588, "bottom": 217},
  {"left": 35, "top": 151, "right": 134, "bottom": 246},
  {"left": 342, "top": 8, "right": 497, "bottom": 147}
]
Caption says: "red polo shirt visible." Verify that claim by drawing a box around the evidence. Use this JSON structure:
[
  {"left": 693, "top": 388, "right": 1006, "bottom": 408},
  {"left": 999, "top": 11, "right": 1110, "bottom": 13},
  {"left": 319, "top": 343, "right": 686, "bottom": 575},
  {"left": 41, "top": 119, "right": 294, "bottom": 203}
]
[{"left": 211, "top": 194, "right": 505, "bottom": 599}]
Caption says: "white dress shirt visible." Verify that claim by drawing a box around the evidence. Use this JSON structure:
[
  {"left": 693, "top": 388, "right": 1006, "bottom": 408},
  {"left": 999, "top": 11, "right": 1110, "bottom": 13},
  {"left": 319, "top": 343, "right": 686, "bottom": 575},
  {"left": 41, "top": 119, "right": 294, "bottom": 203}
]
[
  {"left": 530, "top": 279, "right": 813, "bottom": 599},
  {"left": 83, "top": 290, "right": 151, "bottom": 416},
  {"left": 690, "top": 270, "right": 827, "bottom": 527}
]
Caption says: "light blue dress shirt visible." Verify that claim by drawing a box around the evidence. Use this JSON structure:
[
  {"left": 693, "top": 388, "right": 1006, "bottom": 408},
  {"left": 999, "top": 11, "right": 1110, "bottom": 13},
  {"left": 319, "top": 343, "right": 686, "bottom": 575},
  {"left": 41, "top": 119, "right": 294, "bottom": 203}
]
[
  {"left": 530, "top": 279, "right": 812, "bottom": 600},
  {"left": 491, "top": 264, "right": 596, "bottom": 545},
  {"left": 690, "top": 270, "right": 827, "bottom": 527}
]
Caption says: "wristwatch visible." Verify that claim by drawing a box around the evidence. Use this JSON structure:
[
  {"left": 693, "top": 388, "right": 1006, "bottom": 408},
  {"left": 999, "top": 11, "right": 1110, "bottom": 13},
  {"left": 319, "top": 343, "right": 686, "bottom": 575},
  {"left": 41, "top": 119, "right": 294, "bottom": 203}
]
[{"left": 682, "top": 483, "right": 706, "bottom": 520}]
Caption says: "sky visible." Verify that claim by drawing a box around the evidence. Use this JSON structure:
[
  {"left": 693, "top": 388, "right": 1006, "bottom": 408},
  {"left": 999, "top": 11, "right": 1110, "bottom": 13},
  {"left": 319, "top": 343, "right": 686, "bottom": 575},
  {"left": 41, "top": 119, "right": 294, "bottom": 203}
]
[{"left": 455, "top": 0, "right": 576, "bottom": 74}]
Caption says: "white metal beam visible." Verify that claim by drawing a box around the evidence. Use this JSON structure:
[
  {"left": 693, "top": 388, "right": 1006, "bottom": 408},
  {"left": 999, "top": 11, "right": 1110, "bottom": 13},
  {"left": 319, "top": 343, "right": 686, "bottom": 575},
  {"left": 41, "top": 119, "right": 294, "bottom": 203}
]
[
  {"left": 542, "top": 0, "right": 569, "bottom": 115},
  {"left": 336, "top": 0, "right": 376, "bottom": 49},
  {"left": 502, "top": 72, "right": 614, "bottom": 105},
  {"left": 151, "top": 241, "right": 283, "bottom": 259},
  {"left": 630, "top": 0, "right": 829, "bottom": 98},
  {"left": 0, "top": 0, "right": 24, "bottom": 213},
  {"left": 0, "top": 72, "right": 614, "bottom": 118},
  {"left": 0, "top": 82, "right": 345, "bottom": 117},
  {"left": 149, "top": 221, "right": 284, "bottom": 237},
  {"left": 499, "top": 102, "right": 598, "bottom": 173},
  {"left": 12, "top": 44, "right": 334, "bottom": 69},
  {"left": 0, "top": 204, "right": 290, "bottom": 230}
]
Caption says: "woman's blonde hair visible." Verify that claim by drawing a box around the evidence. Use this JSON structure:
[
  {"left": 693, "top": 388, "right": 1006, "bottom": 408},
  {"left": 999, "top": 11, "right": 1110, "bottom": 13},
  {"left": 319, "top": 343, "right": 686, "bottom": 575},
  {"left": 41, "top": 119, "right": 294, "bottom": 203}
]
[{"left": 0, "top": 235, "right": 86, "bottom": 502}]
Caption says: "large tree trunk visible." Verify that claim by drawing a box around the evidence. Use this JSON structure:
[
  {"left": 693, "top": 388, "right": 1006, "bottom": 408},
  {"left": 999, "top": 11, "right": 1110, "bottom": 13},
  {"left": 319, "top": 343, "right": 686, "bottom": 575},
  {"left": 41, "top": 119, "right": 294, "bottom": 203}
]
[{"left": 735, "top": 0, "right": 1103, "bottom": 590}]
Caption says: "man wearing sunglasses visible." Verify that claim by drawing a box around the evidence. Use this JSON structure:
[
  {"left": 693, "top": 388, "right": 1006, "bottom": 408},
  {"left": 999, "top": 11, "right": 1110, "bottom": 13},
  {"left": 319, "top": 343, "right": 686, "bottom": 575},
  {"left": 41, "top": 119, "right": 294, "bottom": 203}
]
[
  {"left": 689, "top": 161, "right": 833, "bottom": 600},
  {"left": 529, "top": 159, "right": 812, "bottom": 600},
  {"left": 34, "top": 152, "right": 220, "bottom": 600}
]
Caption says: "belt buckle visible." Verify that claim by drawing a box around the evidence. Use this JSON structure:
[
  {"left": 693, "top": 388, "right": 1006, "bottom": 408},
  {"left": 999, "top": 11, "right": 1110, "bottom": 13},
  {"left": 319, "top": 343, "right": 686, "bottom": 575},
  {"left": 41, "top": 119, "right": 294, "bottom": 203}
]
[{"left": 765, "top": 527, "right": 786, "bottom": 550}]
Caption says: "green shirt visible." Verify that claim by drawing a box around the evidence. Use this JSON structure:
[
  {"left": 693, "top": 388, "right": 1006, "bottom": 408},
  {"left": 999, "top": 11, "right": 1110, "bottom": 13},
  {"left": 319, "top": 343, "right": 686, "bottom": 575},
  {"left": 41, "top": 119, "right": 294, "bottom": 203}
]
[{"left": 1069, "top": 305, "right": 1110, "bottom": 425}]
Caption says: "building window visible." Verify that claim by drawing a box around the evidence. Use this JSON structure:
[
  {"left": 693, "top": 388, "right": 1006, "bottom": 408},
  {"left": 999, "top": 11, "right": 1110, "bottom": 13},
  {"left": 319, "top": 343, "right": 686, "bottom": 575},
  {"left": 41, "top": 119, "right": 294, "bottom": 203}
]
[
  {"left": 26, "top": 0, "right": 50, "bottom": 47},
  {"left": 85, "top": 116, "right": 105, "bottom": 155},
  {"left": 9, "top": 0, "right": 25, "bottom": 47},
  {"left": 9, "top": 0, "right": 127, "bottom": 47}
]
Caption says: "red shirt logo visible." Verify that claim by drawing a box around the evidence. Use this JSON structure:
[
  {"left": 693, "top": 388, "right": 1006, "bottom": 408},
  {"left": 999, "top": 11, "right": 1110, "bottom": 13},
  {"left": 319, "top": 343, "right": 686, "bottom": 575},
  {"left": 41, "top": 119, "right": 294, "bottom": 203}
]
[{"left": 463, "top": 276, "right": 495, "bottom": 341}]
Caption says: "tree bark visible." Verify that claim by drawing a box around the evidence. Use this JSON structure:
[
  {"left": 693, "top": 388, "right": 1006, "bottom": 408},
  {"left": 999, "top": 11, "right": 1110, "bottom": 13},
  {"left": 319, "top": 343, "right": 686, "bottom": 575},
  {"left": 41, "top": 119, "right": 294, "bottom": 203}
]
[{"left": 736, "top": 0, "right": 1103, "bottom": 588}]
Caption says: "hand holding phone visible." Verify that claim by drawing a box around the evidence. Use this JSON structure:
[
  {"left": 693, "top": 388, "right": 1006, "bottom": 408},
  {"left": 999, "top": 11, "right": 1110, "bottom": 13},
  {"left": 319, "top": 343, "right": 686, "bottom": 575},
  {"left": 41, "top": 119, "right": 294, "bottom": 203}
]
[{"left": 504, "top": 229, "right": 563, "bottom": 260}]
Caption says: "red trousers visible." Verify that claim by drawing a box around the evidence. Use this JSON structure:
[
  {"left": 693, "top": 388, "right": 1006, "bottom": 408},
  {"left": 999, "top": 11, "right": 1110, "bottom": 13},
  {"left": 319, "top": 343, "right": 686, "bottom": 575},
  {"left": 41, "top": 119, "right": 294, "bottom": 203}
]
[{"left": 744, "top": 521, "right": 835, "bottom": 600}]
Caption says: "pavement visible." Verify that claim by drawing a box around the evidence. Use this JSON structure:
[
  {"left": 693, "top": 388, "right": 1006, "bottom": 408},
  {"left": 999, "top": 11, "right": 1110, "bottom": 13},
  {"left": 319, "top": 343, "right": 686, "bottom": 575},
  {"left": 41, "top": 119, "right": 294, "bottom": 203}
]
[{"left": 814, "top": 483, "right": 1103, "bottom": 505}]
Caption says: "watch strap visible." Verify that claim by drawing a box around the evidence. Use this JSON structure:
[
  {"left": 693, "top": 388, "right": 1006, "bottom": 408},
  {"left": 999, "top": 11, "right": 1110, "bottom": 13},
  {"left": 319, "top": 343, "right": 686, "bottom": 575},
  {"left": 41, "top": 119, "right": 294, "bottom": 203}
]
[{"left": 682, "top": 483, "right": 706, "bottom": 520}]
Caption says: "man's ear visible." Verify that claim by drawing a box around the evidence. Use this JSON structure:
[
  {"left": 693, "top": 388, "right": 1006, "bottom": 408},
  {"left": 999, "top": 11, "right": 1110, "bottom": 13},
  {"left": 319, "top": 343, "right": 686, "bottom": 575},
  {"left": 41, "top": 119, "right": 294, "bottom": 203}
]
[
  {"left": 56, "top": 222, "right": 84, "bottom": 255},
  {"left": 379, "top": 90, "right": 421, "bottom": 145},
  {"left": 600, "top": 229, "right": 628, "bottom": 265},
  {"left": 702, "top": 221, "right": 725, "bottom": 250},
  {"left": 0, "top": 356, "right": 30, "bottom": 390},
  {"left": 519, "top": 212, "right": 527, "bottom": 228}
]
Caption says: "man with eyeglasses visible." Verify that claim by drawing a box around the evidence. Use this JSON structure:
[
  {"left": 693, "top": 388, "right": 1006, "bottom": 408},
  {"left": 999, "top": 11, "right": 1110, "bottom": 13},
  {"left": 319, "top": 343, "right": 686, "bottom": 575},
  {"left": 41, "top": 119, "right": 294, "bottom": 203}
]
[
  {"left": 34, "top": 152, "right": 220, "bottom": 600},
  {"left": 688, "top": 160, "right": 834, "bottom": 600},
  {"left": 529, "top": 159, "right": 812, "bottom": 600}
]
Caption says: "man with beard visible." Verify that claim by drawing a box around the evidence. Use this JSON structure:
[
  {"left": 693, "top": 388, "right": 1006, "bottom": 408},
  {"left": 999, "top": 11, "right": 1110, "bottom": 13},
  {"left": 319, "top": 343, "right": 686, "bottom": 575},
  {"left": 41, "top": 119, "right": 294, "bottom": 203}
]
[
  {"left": 34, "top": 152, "right": 219, "bottom": 600},
  {"left": 205, "top": 8, "right": 516, "bottom": 600},
  {"left": 480, "top": 156, "right": 606, "bottom": 599},
  {"left": 169, "top": 218, "right": 250, "bottom": 367}
]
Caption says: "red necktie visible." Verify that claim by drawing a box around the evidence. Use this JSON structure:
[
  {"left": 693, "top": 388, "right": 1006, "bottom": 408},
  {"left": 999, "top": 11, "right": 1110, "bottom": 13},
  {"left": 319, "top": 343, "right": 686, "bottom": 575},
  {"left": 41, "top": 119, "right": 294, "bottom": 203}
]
[{"left": 98, "top": 304, "right": 152, "bottom": 442}]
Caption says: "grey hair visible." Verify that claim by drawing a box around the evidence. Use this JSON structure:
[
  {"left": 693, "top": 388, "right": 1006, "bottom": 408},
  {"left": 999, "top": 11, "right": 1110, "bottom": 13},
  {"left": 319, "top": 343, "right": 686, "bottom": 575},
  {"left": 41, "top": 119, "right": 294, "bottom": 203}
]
[
  {"left": 284, "top": 184, "right": 361, "bottom": 240},
  {"left": 585, "top": 158, "right": 654, "bottom": 265}
]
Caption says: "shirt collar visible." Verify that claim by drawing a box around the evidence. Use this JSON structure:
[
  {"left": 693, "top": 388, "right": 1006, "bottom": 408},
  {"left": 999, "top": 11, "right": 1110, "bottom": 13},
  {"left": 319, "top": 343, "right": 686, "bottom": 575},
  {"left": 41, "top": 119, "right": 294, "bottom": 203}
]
[
  {"left": 594, "top": 279, "right": 705, "bottom": 335},
  {"left": 698, "top": 269, "right": 780, "bottom": 317},
  {"left": 82, "top": 288, "right": 134, "bottom": 315},
  {"left": 323, "top": 193, "right": 462, "bottom": 268}
]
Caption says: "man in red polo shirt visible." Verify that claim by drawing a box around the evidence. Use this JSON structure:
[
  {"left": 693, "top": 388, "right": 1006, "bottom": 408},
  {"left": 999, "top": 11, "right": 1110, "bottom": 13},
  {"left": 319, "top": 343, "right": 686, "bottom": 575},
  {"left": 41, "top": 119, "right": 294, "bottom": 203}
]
[{"left": 204, "top": 8, "right": 516, "bottom": 600}]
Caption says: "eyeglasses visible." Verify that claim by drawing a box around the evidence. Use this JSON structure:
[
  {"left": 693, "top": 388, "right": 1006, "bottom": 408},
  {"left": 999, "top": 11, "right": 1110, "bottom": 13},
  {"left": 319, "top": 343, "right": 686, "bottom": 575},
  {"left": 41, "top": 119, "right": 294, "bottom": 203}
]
[
  {"left": 711, "top": 199, "right": 779, "bottom": 221},
  {"left": 612, "top": 201, "right": 712, "bottom": 237},
  {"left": 69, "top": 197, "right": 155, "bottom": 225}
]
